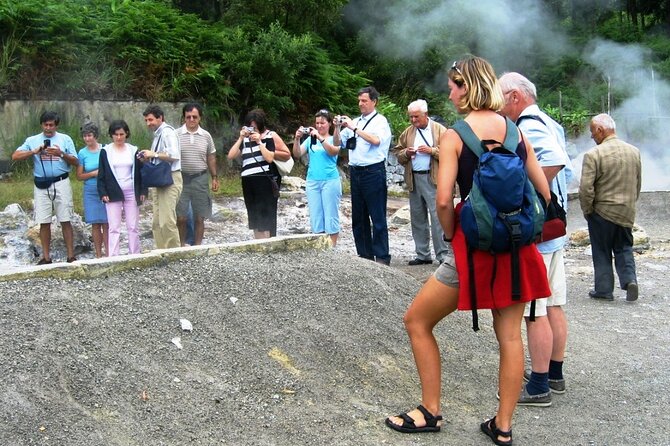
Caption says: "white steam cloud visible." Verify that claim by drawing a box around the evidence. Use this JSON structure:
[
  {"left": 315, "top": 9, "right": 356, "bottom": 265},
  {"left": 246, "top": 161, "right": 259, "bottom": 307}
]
[
  {"left": 345, "top": 0, "right": 569, "bottom": 73},
  {"left": 345, "top": 0, "right": 669, "bottom": 190},
  {"left": 581, "top": 39, "right": 670, "bottom": 191}
]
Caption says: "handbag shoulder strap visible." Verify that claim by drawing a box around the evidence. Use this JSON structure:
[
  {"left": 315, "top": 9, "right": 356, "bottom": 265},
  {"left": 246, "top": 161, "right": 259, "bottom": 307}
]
[
  {"left": 152, "top": 134, "right": 162, "bottom": 153},
  {"left": 150, "top": 134, "right": 163, "bottom": 164},
  {"left": 152, "top": 124, "right": 175, "bottom": 154}
]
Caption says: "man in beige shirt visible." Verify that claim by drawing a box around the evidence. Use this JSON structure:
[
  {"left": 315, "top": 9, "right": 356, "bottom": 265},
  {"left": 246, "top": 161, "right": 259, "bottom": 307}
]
[
  {"left": 393, "top": 99, "right": 448, "bottom": 265},
  {"left": 579, "top": 113, "right": 641, "bottom": 302}
]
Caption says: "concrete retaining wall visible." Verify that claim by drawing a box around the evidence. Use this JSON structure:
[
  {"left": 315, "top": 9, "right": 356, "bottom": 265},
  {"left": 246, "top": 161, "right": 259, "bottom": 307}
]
[{"left": 0, "top": 100, "right": 186, "bottom": 159}]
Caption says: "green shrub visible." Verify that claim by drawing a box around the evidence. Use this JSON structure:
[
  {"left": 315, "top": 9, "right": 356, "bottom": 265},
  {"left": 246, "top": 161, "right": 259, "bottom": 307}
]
[{"left": 0, "top": 0, "right": 367, "bottom": 132}]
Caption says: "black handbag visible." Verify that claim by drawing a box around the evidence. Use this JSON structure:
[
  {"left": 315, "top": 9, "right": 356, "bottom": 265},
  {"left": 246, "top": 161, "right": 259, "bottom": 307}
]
[{"left": 141, "top": 159, "right": 173, "bottom": 187}]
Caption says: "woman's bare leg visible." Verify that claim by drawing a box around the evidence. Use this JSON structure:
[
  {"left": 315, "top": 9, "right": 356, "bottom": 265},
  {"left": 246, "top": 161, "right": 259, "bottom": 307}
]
[
  {"left": 387, "top": 276, "right": 458, "bottom": 426},
  {"left": 490, "top": 302, "right": 526, "bottom": 442},
  {"left": 253, "top": 230, "right": 270, "bottom": 239},
  {"left": 92, "top": 223, "right": 103, "bottom": 258}
]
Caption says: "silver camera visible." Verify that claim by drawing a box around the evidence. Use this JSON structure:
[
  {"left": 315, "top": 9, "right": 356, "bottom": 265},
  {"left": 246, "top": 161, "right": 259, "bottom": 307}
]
[
  {"left": 334, "top": 116, "right": 346, "bottom": 125},
  {"left": 299, "top": 126, "right": 312, "bottom": 134},
  {"left": 243, "top": 126, "right": 255, "bottom": 133}
]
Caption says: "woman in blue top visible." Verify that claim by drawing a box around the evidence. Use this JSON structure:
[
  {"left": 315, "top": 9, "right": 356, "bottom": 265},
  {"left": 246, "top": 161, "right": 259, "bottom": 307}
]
[
  {"left": 76, "top": 122, "right": 108, "bottom": 257},
  {"left": 292, "top": 109, "right": 342, "bottom": 246}
]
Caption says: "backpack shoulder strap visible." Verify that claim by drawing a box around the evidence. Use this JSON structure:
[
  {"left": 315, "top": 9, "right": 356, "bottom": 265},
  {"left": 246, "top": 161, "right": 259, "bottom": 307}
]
[
  {"left": 452, "top": 120, "right": 484, "bottom": 157},
  {"left": 516, "top": 114, "right": 546, "bottom": 126},
  {"left": 501, "top": 117, "right": 520, "bottom": 152}
]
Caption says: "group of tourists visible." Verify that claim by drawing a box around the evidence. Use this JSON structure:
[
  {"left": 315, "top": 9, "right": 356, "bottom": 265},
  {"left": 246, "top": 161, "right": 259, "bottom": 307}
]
[
  {"left": 12, "top": 54, "right": 642, "bottom": 445},
  {"left": 12, "top": 103, "right": 218, "bottom": 261}
]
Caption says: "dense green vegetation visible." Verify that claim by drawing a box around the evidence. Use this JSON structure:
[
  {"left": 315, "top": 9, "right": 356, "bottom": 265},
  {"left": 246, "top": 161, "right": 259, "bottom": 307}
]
[{"left": 1, "top": 0, "right": 670, "bottom": 139}]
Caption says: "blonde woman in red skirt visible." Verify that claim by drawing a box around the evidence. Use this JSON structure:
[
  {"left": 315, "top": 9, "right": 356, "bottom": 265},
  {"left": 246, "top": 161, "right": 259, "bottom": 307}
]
[{"left": 385, "top": 56, "right": 551, "bottom": 446}]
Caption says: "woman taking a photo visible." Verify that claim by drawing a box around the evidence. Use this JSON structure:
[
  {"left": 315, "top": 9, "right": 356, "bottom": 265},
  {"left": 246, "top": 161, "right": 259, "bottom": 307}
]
[
  {"left": 385, "top": 56, "right": 550, "bottom": 446},
  {"left": 292, "top": 109, "right": 342, "bottom": 246},
  {"left": 97, "top": 120, "right": 147, "bottom": 256},
  {"left": 227, "top": 109, "right": 291, "bottom": 239},
  {"left": 76, "top": 122, "right": 108, "bottom": 257}
]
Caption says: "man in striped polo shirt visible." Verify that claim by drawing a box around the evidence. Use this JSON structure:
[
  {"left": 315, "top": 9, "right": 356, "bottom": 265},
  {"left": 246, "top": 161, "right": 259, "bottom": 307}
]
[{"left": 176, "top": 102, "right": 219, "bottom": 245}]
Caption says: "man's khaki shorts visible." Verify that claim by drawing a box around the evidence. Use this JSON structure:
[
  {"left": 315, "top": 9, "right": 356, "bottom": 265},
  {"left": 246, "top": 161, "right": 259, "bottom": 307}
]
[
  {"left": 34, "top": 178, "right": 74, "bottom": 224},
  {"left": 177, "top": 173, "right": 212, "bottom": 219},
  {"left": 525, "top": 249, "right": 567, "bottom": 317}
]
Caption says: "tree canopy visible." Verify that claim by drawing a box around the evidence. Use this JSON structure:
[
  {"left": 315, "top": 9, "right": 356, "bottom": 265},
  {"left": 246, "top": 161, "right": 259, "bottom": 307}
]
[{"left": 1, "top": 0, "right": 669, "bottom": 135}]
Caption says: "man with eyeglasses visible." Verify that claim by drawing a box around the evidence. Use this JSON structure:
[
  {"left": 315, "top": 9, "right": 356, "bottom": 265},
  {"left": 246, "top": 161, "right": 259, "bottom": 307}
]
[
  {"left": 499, "top": 72, "right": 572, "bottom": 407},
  {"left": 337, "top": 86, "right": 393, "bottom": 265},
  {"left": 392, "top": 99, "right": 448, "bottom": 265},
  {"left": 175, "top": 103, "right": 218, "bottom": 246},
  {"left": 12, "top": 110, "right": 79, "bottom": 264}
]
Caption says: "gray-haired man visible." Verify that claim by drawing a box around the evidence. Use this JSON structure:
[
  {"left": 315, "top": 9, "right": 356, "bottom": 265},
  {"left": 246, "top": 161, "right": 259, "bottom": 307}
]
[
  {"left": 499, "top": 72, "right": 572, "bottom": 407},
  {"left": 393, "top": 99, "right": 448, "bottom": 265}
]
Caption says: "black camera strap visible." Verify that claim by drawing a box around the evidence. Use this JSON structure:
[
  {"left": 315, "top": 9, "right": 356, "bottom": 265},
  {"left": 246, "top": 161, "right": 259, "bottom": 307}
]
[
  {"left": 417, "top": 126, "right": 433, "bottom": 147},
  {"left": 347, "top": 112, "right": 378, "bottom": 150},
  {"left": 357, "top": 112, "right": 378, "bottom": 132},
  {"left": 37, "top": 147, "right": 57, "bottom": 201}
]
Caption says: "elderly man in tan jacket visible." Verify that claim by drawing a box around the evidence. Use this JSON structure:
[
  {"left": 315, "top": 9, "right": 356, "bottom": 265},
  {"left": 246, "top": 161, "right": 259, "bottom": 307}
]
[
  {"left": 580, "top": 113, "right": 642, "bottom": 302},
  {"left": 393, "top": 99, "right": 448, "bottom": 265}
]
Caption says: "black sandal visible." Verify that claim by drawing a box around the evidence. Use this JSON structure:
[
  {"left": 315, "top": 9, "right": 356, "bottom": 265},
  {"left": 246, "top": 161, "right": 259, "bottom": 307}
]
[
  {"left": 480, "top": 416, "right": 513, "bottom": 445},
  {"left": 385, "top": 404, "right": 443, "bottom": 433}
]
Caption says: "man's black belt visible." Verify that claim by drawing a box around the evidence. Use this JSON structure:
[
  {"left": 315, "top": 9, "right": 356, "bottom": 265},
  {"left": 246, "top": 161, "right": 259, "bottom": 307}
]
[
  {"left": 412, "top": 170, "right": 430, "bottom": 174},
  {"left": 350, "top": 161, "right": 384, "bottom": 171},
  {"left": 182, "top": 170, "right": 208, "bottom": 179}
]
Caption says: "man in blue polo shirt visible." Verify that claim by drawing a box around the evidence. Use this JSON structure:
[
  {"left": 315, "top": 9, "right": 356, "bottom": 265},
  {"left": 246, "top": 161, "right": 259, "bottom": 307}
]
[
  {"left": 13, "top": 111, "right": 79, "bottom": 264},
  {"left": 337, "top": 86, "right": 393, "bottom": 265}
]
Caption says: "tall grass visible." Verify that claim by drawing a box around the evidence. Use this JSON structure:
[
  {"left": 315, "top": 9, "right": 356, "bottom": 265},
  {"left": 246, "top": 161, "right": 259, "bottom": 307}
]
[
  {"left": 0, "top": 171, "right": 37, "bottom": 212},
  {"left": 0, "top": 169, "right": 247, "bottom": 215},
  {"left": 1, "top": 159, "right": 257, "bottom": 214},
  {"left": 0, "top": 32, "right": 19, "bottom": 94}
]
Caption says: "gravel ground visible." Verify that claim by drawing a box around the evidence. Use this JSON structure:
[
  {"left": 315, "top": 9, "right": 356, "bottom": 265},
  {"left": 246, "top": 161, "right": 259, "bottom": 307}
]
[{"left": 1, "top": 192, "right": 669, "bottom": 445}]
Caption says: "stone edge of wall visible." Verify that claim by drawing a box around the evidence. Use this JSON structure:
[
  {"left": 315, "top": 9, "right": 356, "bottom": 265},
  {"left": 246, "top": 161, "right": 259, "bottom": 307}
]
[{"left": 0, "top": 234, "right": 331, "bottom": 282}]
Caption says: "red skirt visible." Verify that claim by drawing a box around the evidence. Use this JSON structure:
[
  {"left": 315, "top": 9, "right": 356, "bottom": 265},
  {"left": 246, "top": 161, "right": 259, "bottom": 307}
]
[{"left": 453, "top": 204, "right": 551, "bottom": 311}]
